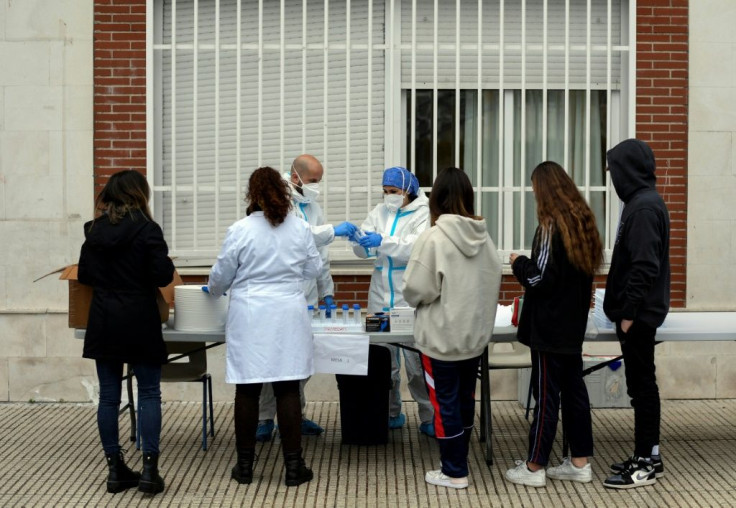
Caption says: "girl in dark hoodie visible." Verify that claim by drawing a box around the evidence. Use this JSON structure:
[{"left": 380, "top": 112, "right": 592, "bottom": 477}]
[
  {"left": 78, "top": 169, "right": 175, "bottom": 495},
  {"left": 505, "top": 161, "right": 603, "bottom": 488}
]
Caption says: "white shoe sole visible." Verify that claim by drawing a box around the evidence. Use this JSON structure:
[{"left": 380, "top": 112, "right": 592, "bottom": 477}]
[
  {"left": 603, "top": 477, "right": 657, "bottom": 489},
  {"left": 425, "top": 473, "right": 468, "bottom": 489},
  {"left": 547, "top": 472, "right": 592, "bottom": 483},
  {"left": 505, "top": 471, "right": 546, "bottom": 488}
]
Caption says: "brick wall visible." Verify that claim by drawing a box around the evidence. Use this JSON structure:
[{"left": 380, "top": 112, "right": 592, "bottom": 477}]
[
  {"left": 94, "top": 0, "right": 688, "bottom": 310},
  {"left": 636, "top": 0, "right": 688, "bottom": 308},
  {"left": 94, "top": 0, "right": 147, "bottom": 192}
]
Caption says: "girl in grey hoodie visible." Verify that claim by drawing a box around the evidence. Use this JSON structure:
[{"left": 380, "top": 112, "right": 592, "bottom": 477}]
[{"left": 403, "top": 167, "right": 502, "bottom": 489}]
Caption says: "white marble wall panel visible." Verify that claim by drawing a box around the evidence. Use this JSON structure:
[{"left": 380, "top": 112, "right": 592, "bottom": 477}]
[
  {"left": 0, "top": 314, "right": 45, "bottom": 357},
  {"left": 0, "top": 42, "right": 49, "bottom": 86},
  {"left": 688, "top": 131, "right": 731, "bottom": 177},
  {"left": 0, "top": 360, "right": 8, "bottom": 401},
  {"left": 687, "top": 264, "right": 736, "bottom": 310},
  {"left": 4, "top": 86, "right": 63, "bottom": 131},
  {"left": 50, "top": 40, "right": 93, "bottom": 86},
  {"left": 5, "top": 0, "right": 93, "bottom": 42},
  {"left": 0, "top": 220, "right": 82, "bottom": 311},
  {"left": 0, "top": 131, "right": 49, "bottom": 177},
  {"left": 45, "top": 314, "right": 83, "bottom": 358},
  {"left": 657, "top": 356, "right": 717, "bottom": 399},
  {"left": 5, "top": 173, "right": 64, "bottom": 220},
  {"left": 9, "top": 357, "right": 96, "bottom": 402},
  {"left": 716, "top": 357, "right": 736, "bottom": 398},
  {"left": 63, "top": 85, "right": 92, "bottom": 131},
  {"left": 690, "top": 1, "right": 736, "bottom": 44}
]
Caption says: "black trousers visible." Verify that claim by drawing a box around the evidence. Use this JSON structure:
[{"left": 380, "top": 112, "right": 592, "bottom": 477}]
[
  {"left": 527, "top": 350, "right": 594, "bottom": 466},
  {"left": 617, "top": 320, "right": 660, "bottom": 457}
]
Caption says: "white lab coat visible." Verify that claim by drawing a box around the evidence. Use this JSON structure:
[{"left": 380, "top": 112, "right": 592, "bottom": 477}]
[
  {"left": 353, "top": 193, "right": 430, "bottom": 312},
  {"left": 286, "top": 174, "right": 335, "bottom": 306},
  {"left": 208, "top": 212, "right": 322, "bottom": 384}
]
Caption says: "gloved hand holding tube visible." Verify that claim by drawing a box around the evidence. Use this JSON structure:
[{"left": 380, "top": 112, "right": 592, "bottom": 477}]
[
  {"left": 324, "top": 295, "right": 335, "bottom": 317},
  {"left": 333, "top": 221, "right": 358, "bottom": 238},
  {"left": 358, "top": 231, "right": 382, "bottom": 248}
]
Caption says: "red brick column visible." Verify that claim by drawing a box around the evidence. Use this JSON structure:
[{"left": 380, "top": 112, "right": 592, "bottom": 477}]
[
  {"left": 94, "top": 0, "right": 147, "bottom": 193},
  {"left": 636, "top": 0, "right": 688, "bottom": 308}
]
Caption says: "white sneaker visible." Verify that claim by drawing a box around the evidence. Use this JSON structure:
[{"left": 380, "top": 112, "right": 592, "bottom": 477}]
[
  {"left": 546, "top": 457, "right": 593, "bottom": 483},
  {"left": 505, "top": 460, "right": 546, "bottom": 487},
  {"left": 425, "top": 470, "right": 469, "bottom": 489}
]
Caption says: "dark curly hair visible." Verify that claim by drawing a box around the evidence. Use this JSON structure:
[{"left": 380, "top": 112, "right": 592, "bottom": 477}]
[{"left": 246, "top": 166, "right": 292, "bottom": 226}]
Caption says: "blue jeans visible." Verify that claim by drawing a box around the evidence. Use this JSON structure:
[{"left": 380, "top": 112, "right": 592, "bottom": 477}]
[{"left": 96, "top": 360, "right": 162, "bottom": 455}]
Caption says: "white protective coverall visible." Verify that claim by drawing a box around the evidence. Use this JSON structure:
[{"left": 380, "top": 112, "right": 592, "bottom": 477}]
[
  {"left": 208, "top": 212, "right": 322, "bottom": 383},
  {"left": 352, "top": 193, "right": 434, "bottom": 425},
  {"left": 258, "top": 176, "right": 336, "bottom": 419}
]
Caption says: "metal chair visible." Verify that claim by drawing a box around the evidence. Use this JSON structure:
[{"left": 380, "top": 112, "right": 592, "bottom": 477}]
[
  {"left": 133, "top": 341, "right": 215, "bottom": 451},
  {"left": 488, "top": 341, "right": 534, "bottom": 420}
]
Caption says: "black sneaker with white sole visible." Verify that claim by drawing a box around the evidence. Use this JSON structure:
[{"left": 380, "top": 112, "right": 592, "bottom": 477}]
[
  {"left": 610, "top": 454, "right": 664, "bottom": 478},
  {"left": 603, "top": 456, "right": 657, "bottom": 489}
]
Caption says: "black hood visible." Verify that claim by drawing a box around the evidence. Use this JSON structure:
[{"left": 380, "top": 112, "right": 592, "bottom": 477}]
[
  {"left": 606, "top": 138, "right": 657, "bottom": 203},
  {"left": 84, "top": 211, "right": 151, "bottom": 250}
]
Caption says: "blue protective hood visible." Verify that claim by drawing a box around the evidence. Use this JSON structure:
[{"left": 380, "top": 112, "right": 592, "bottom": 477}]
[{"left": 382, "top": 166, "right": 420, "bottom": 196}]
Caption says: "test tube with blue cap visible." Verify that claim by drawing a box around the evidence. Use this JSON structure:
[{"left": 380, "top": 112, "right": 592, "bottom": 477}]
[
  {"left": 341, "top": 304, "right": 349, "bottom": 324},
  {"left": 318, "top": 304, "right": 327, "bottom": 324},
  {"left": 352, "top": 303, "right": 362, "bottom": 326}
]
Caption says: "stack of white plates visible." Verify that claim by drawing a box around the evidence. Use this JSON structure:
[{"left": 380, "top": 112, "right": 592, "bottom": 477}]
[
  {"left": 593, "top": 289, "right": 614, "bottom": 329},
  {"left": 174, "top": 285, "right": 229, "bottom": 332}
]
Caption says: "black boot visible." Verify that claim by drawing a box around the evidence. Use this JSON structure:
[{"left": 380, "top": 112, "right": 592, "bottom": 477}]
[
  {"left": 105, "top": 451, "right": 140, "bottom": 493},
  {"left": 138, "top": 452, "right": 165, "bottom": 494},
  {"left": 283, "top": 449, "right": 313, "bottom": 487},
  {"left": 231, "top": 449, "right": 256, "bottom": 484}
]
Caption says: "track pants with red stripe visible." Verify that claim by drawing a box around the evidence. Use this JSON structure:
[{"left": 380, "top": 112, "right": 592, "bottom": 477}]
[
  {"left": 527, "top": 349, "right": 594, "bottom": 466},
  {"left": 421, "top": 354, "right": 480, "bottom": 478}
]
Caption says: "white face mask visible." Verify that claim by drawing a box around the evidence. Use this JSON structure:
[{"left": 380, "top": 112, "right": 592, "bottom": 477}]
[
  {"left": 292, "top": 166, "right": 321, "bottom": 203},
  {"left": 383, "top": 194, "right": 404, "bottom": 213}
]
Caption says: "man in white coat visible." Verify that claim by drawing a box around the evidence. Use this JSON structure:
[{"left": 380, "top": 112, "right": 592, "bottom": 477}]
[{"left": 257, "top": 154, "right": 358, "bottom": 442}]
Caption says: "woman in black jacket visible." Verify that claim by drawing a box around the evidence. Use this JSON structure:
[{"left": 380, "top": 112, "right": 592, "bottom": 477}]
[
  {"left": 78, "top": 169, "right": 175, "bottom": 495},
  {"left": 505, "top": 161, "right": 603, "bottom": 488}
]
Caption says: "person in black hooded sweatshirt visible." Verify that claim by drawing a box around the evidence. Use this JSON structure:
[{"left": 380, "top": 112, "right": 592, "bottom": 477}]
[
  {"left": 602, "top": 139, "right": 670, "bottom": 490},
  {"left": 78, "top": 169, "right": 175, "bottom": 495}
]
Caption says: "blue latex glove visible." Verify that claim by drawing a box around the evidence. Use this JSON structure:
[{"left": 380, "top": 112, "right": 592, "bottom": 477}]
[
  {"left": 324, "top": 295, "right": 335, "bottom": 308},
  {"left": 358, "top": 231, "right": 382, "bottom": 248},
  {"left": 202, "top": 285, "right": 226, "bottom": 296},
  {"left": 334, "top": 221, "right": 358, "bottom": 237}
]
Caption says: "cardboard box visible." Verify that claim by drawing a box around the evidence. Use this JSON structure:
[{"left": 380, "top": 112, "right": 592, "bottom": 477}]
[
  {"left": 55, "top": 265, "right": 182, "bottom": 328},
  {"left": 517, "top": 356, "right": 631, "bottom": 409},
  {"left": 365, "top": 313, "right": 390, "bottom": 332}
]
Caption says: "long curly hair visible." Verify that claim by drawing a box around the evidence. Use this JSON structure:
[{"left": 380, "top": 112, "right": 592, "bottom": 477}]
[
  {"left": 94, "top": 169, "right": 152, "bottom": 225},
  {"left": 531, "top": 161, "right": 603, "bottom": 276},
  {"left": 246, "top": 166, "right": 292, "bottom": 226}
]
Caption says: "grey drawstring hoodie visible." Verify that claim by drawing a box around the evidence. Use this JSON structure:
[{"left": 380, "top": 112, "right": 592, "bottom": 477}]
[{"left": 403, "top": 214, "right": 502, "bottom": 361}]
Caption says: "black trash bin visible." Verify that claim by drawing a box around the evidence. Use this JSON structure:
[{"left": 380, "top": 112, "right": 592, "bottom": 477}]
[{"left": 335, "top": 344, "right": 392, "bottom": 445}]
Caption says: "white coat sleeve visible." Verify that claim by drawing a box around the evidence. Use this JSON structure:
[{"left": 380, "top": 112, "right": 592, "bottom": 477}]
[
  {"left": 315, "top": 243, "right": 334, "bottom": 299},
  {"left": 402, "top": 233, "right": 441, "bottom": 307},
  {"left": 302, "top": 223, "right": 324, "bottom": 281},
  {"left": 377, "top": 211, "right": 429, "bottom": 265},
  {"left": 306, "top": 201, "right": 335, "bottom": 248},
  {"left": 208, "top": 225, "right": 240, "bottom": 297}
]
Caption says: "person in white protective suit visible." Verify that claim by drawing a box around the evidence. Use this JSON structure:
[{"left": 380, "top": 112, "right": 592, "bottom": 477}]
[
  {"left": 353, "top": 166, "right": 435, "bottom": 437},
  {"left": 256, "top": 154, "right": 358, "bottom": 442}
]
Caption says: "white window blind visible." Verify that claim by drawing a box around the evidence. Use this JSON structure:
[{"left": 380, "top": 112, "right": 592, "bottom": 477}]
[{"left": 153, "top": 0, "right": 387, "bottom": 263}]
